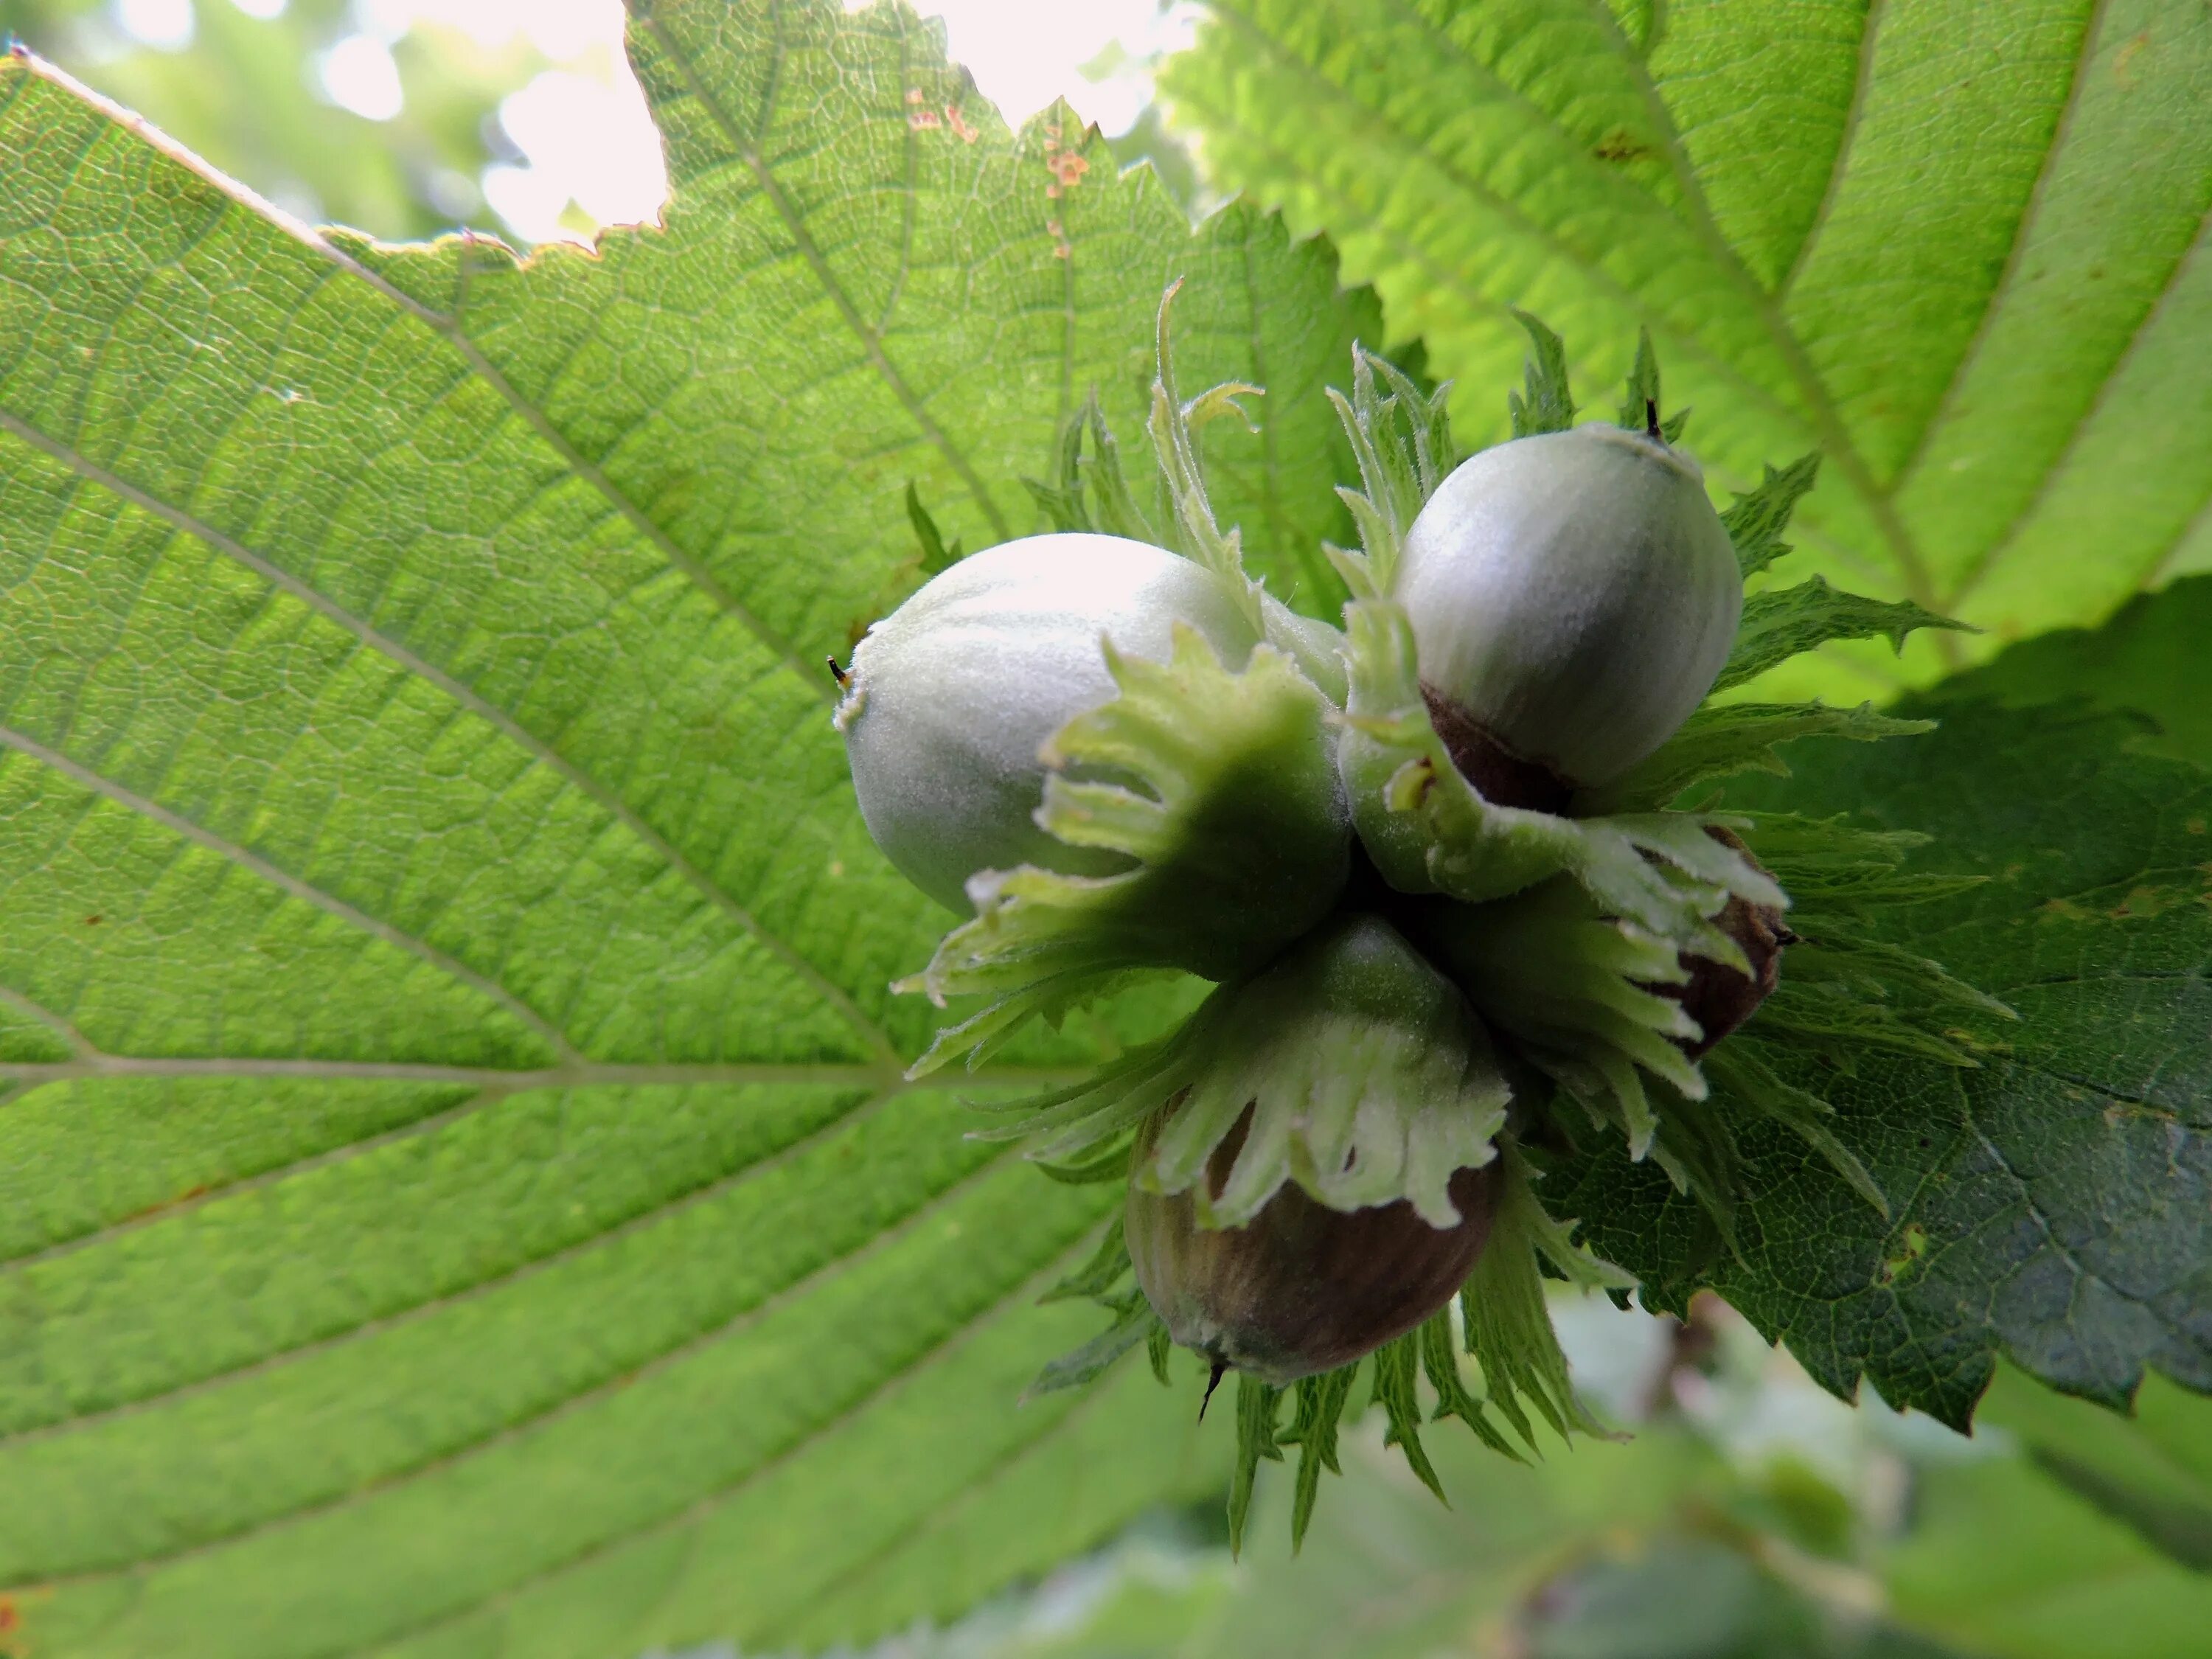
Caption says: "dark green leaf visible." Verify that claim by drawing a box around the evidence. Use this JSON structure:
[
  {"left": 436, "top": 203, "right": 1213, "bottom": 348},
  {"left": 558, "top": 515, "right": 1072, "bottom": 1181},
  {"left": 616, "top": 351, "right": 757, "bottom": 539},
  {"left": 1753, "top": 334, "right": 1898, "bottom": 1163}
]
[
  {"left": 1724, "top": 453, "right": 1825, "bottom": 580},
  {"left": 1585, "top": 701, "right": 1933, "bottom": 813},
  {"left": 1920, "top": 574, "right": 2212, "bottom": 773},
  {"left": 1559, "top": 698, "right": 2212, "bottom": 1428}
]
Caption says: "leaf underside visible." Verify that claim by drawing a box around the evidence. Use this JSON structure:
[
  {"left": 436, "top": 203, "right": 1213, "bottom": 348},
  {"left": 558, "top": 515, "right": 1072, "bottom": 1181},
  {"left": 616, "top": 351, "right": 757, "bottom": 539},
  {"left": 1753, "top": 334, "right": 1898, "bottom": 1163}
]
[
  {"left": 1164, "top": 0, "right": 2212, "bottom": 699},
  {"left": 1, "top": 0, "right": 2209, "bottom": 1652},
  {"left": 0, "top": 2, "right": 1380, "bottom": 1651}
]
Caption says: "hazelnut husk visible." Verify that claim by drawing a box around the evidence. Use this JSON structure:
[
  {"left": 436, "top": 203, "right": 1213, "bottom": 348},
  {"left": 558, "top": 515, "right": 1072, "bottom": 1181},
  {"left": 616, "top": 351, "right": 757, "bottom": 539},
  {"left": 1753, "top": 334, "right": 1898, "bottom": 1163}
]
[
  {"left": 1125, "top": 1100, "right": 1498, "bottom": 1387},
  {"left": 1657, "top": 825, "right": 1794, "bottom": 1056}
]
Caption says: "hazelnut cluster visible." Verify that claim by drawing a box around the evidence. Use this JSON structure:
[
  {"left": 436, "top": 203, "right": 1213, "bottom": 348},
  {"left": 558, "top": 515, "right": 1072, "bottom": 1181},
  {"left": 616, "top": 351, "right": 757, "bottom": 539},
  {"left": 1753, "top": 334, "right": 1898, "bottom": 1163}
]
[{"left": 835, "top": 295, "right": 1982, "bottom": 1544}]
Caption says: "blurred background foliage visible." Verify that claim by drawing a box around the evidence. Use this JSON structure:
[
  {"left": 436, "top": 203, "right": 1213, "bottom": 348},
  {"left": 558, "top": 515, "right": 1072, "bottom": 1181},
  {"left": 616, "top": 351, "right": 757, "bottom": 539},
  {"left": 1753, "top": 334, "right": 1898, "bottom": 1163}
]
[
  {"left": 750, "top": 1287, "right": 2212, "bottom": 1659},
  {"left": 4, "top": 6, "right": 2207, "bottom": 1657},
  {"left": 0, "top": 0, "right": 1199, "bottom": 245},
  {"left": 0, "top": 0, "right": 562, "bottom": 239}
]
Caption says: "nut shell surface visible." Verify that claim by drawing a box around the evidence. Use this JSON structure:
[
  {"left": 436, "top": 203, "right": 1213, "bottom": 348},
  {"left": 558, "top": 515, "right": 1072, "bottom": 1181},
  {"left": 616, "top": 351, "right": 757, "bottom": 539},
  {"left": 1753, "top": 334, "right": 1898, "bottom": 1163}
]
[
  {"left": 1397, "top": 425, "right": 1742, "bottom": 788},
  {"left": 1127, "top": 1105, "right": 1498, "bottom": 1386},
  {"left": 840, "top": 535, "right": 1261, "bottom": 913}
]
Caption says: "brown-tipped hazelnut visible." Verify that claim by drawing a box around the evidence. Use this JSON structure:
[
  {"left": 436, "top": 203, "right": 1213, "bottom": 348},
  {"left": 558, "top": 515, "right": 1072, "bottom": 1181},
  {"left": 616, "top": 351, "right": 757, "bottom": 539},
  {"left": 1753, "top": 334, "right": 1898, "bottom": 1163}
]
[
  {"left": 1397, "top": 425, "right": 1743, "bottom": 793},
  {"left": 1125, "top": 1102, "right": 1497, "bottom": 1386},
  {"left": 1658, "top": 826, "right": 1793, "bottom": 1056}
]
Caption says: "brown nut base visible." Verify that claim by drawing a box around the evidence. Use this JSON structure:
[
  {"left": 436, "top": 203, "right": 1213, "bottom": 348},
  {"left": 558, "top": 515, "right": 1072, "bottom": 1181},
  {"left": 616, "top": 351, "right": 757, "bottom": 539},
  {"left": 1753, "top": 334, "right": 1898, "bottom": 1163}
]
[
  {"left": 1657, "top": 825, "right": 1794, "bottom": 1056},
  {"left": 1126, "top": 1103, "right": 1497, "bottom": 1387},
  {"left": 1419, "top": 682, "right": 1576, "bottom": 815}
]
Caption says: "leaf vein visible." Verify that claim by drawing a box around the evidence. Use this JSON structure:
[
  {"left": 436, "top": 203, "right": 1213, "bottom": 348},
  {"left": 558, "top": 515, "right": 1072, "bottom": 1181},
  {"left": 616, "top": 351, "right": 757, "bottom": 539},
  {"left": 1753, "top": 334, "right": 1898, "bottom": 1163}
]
[
  {"left": 1581, "top": 0, "right": 1941, "bottom": 605},
  {"left": 752, "top": 1366, "right": 1135, "bottom": 1649},
  {"left": 636, "top": 7, "right": 1015, "bottom": 543},
  {"left": 13, "top": 1113, "right": 1020, "bottom": 1593},
  {"left": 0, "top": 719, "right": 579, "bottom": 1064},
  {"left": 336, "top": 1220, "right": 1096, "bottom": 1659},
  {"left": 0, "top": 1088, "right": 495, "bottom": 1275},
  {"left": 0, "top": 1058, "right": 1080, "bottom": 1088},
  {"left": 1946, "top": 203, "right": 2212, "bottom": 609},
  {"left": 1778, "top": 0, "right": 1885, "bottom": 301},
  {"left": 0, "top": 406, "right": 900, "bottom": 1067},
  {"left": 0, "top": 983, "right": 95, "bottom": 1060},
  {"left": 1204, "top": 2, "right": 1935, "bottom": 605},
  {"left": 0, "top": 1082, "right": 910, "bottom": 1452},
  {"left": 1889, "top": 0, "right": 2112, "bottom": 511}
]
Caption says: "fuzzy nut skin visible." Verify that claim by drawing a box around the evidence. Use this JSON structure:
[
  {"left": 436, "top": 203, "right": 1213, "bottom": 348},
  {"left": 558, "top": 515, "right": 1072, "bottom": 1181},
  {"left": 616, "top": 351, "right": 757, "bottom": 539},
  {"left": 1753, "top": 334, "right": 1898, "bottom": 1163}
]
[
  {"left": 839, "top": 535, "right": 1262, "bottom": 914},
  {"left": 1126, "top": 1105, "right": 1497, "bottom": 1386},
  {"left": 1397, "top": 425, "right": 1742, "bottom": 790}
]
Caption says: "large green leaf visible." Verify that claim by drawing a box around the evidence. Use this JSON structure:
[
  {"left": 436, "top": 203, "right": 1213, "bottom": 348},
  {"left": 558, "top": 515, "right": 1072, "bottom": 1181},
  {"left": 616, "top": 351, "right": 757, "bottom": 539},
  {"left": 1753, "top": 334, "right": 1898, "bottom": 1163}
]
[
  {"left": 1164, "top": 0, "right": 2212, "bottom": 699},
  {"left": 0, "top": 0, "right": 1392, "bottom": 1648},
  {"left": 1557, "top": 691, "right": 2212, "bottom": 1428}
]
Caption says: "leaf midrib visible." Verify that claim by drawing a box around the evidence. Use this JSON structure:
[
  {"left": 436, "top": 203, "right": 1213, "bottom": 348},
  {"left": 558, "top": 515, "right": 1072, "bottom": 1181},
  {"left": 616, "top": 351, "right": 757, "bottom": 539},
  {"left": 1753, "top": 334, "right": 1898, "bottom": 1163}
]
[{"left": 635, "top": 5, "right": 1017, "bottom": 543}]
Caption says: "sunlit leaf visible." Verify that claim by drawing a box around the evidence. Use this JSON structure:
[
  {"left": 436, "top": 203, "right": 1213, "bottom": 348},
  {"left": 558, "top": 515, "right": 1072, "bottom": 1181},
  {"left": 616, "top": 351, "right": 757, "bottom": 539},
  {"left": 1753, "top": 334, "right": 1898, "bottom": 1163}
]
[
  {"left": 0, "top": 0, "right": 1392, "bottom": 1645},
  {"left": 1164, "top": 0, "right": 2212, "bottom": 699}
]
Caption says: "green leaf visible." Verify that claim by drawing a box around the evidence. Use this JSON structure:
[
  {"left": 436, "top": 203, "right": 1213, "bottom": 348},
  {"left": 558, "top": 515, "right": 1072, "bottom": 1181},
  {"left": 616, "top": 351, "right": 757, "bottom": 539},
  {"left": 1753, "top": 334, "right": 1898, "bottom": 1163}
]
[
  {"left": 0, "top": 0, "right": 1404, "bottom": 1645},
  {"left": 1027, "top": 1295, "right": 1163, "bottom": 1399},
  {"left": 1228, "top": 1374, "right": 1286, "bottom": 1557},
  {"left": 1557, "top": 695, "right": 2212, "bottom": 1429},
  {"left": 1164, "top": 0, "right": 2212, "bottom": 698},
  {"left": 1615, "top": 324, "right": 1688, "bottom": 441},
  {"left": 1368, "top": 1337, "right": 1450, "bottom": 1510},
  {"left": 1919, "top": 571, "right": 2212, "bottom": 773},
  {"left": 1724, "top": 453, "right": 1826, "bottom": 580},
  {"left": 1281, "top": 1364, "right": 1357, "bottom": 1549},
  {"left": 1585, "top": 700, "right": 1935, "bottom": 813},
  {"left": 1717, "top": 576, "right": 1972, "bottom": 694},
  {"left": 1506, "top": 306, "right": 1576, "bottom": 436},
  {"left": 902, "top": 480, "right": 963, "bottom": 578}
]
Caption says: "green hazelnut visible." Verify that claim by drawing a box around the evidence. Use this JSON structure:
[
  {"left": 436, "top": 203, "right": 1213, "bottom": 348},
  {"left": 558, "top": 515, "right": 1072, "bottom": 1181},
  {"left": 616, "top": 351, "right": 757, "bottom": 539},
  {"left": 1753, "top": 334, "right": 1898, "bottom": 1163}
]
[
  {"left": 838, "top": 533, "right": 1263, "bottom": 913},
  {"left": 1397, "top": 425, "right": 1742, "bottom": 799}
]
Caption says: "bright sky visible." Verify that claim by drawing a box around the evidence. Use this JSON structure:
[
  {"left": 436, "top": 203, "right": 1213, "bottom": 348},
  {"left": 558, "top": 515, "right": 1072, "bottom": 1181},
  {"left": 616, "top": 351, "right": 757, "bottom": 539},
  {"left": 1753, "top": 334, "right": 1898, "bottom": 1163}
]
[{"left": 111, "top": 0, "right": 1192, "bottom": 245}]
